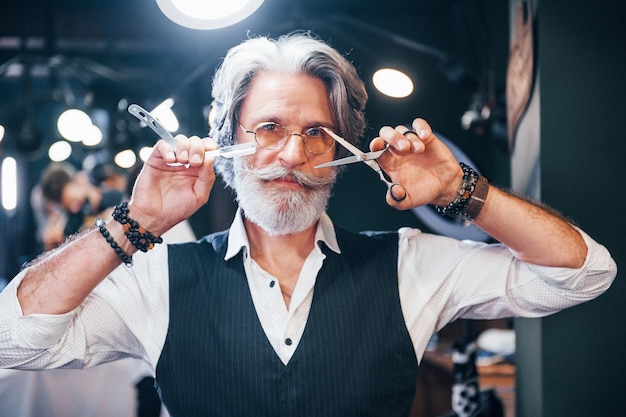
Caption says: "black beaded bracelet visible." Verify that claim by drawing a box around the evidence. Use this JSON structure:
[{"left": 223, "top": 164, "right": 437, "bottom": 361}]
[
  {"left": 112, "top": 202, "right": 163, "bottom": 253},
  {"left": 95, "top": 218, "right": 134, "bottom": 267},
  {"left": 435, "top": 163, "right": 483, "bottom": 220}
]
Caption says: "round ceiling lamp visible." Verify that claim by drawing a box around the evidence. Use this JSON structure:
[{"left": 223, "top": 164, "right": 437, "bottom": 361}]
[
  {"left": 156, "top": 0, "right": 265, "bottom": 30},
  {"left": 48, "top": 140, "right": 73, "bottom": 162},
  {"left": 114, "top": 149, "right": 137, "bottom": 169},
  {"left": 372, "top": 68, "right": 414, "bottom": 98},
  {"left": 57, "top": 109, "right": 93, "bottom": 143}
]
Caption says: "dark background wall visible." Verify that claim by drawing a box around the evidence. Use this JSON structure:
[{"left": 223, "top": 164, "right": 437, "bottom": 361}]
[{"left": 515, "top": 1, "right": 625, "bottom": 416}]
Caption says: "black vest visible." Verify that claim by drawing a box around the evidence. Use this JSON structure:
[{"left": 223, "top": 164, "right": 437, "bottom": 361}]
[{"left": 156, "top": 227, "right": 418, "bottom": 417}]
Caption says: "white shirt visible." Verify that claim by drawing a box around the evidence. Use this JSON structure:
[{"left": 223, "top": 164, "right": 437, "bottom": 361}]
[{"left": 0, "top": 210, "right": 616, "bottom": 373}]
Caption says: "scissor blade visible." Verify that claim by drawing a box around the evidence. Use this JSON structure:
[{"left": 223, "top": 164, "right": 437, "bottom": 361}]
[
  {"left": 315, "top": 148, "right": 387, "bottom": 168},
  {"left": 321, "top": 127, "right": 365, "bottom": 157},
  {"left": 317, "top": 128, "right": 388, "bottom": 170},
  {"left": 315, "top": 154, "right": 366, "bottom": 168}
]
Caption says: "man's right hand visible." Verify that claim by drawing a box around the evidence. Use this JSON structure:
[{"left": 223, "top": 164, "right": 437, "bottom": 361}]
[{"left": 128, "top": 135, "right": 218, "bottom": 237}]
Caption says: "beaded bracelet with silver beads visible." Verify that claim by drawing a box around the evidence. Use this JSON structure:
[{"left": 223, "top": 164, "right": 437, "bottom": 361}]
[
  {"left": 95, "top": 218, "right": 134, "bottom": 267},
  {"left": 434, "top": 163, "right": 483, "bottom": 219}
]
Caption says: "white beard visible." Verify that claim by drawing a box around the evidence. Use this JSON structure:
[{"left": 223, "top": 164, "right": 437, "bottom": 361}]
[{"left": 233, "top": 158, "right": 336, "bottom": 236}]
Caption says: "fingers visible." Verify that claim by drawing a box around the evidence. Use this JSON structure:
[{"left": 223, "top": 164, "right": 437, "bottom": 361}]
[
  {"left": 370, "top": 118, "right": 455, "bottom": 210},
  {"left": 375, "top": 118, "right": 434, "bottom": 154},
  {"left": 133, "top": 134, "right": 217, "bottom": 226},
  {"left": 154, "top": 135, "right": 218, "bottom": 168},
  {"left": 173, "top": 135, "right": 209, "bottom": 167}
]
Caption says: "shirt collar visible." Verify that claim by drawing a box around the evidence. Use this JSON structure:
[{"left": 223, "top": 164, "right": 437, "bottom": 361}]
[{"left": 224, "top": 208, "right": 341, "bottom": 261}]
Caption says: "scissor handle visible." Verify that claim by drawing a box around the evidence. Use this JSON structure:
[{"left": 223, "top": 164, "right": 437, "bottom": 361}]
[
  {"left": 388, "top": 183, "right": 407, "bottom": 202},
  {"left": 373, "top": 166, "right": 406, "bottom": 202}
]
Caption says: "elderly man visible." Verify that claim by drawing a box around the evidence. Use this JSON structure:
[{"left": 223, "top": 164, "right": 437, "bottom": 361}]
[{"left": 0, "top": 32, "right": 616, "bottom": 417}]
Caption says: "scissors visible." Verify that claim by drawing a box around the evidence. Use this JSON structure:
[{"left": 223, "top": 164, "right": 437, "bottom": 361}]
[
  {"left": 315, "top": 127, "right": 407, "bottom": 202},
  {"left": 128, "top": 104, "right": 256, "bottom": 164}
]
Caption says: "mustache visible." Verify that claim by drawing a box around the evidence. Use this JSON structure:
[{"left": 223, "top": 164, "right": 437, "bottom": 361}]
[{"left": 241, "top": 163, "right": 336, "bottom": 189}]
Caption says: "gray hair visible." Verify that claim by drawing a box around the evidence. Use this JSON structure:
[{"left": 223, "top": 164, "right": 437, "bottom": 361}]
[{"left": 209, "top": 31, "right": 368, "bottom": 189}]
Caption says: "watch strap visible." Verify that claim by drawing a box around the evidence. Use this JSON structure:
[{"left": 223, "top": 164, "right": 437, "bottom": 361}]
[{"left": 461, "top": 175, "right": 489, "bottom": 221}]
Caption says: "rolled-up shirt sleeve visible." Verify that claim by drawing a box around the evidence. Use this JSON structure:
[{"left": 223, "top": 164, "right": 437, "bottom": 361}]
[
  {"left": 13, "top": 286, "right": 77, "bottom": 350},
  {"left": 398, "top": 226, "right": 617, "bottom": 360},
  {"left": 0, "top": 244, "right": 170, "bottom": 373},
  {"left": 0, "top": 272, "right": 75, "bottom": 368},
  {"left": 523, "top": 228, "right": 615, "bottom": 299}
]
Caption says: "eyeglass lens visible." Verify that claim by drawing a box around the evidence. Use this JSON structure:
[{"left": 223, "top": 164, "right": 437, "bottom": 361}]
[{"left": 253, "top": 122, "right": 335, "bottom": 154}]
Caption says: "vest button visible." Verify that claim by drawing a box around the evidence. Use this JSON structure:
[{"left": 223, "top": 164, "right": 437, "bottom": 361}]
[{"left": 285, "top": 338, "right": 293, "bottom": 346}]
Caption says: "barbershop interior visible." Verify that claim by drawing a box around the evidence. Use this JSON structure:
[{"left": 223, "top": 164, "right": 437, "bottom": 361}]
[{"left": 0, "top": 0, "right": 623, "bottom": 416}]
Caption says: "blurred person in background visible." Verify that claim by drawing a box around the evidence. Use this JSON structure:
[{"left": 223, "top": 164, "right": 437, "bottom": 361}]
[{"left": 37, "top": 162, "right": 124, "bottom": 250}]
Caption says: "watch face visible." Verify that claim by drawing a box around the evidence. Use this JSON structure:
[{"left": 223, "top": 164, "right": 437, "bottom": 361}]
[{"left": 506, "top": 0, "right": 535, "bottom": 152}]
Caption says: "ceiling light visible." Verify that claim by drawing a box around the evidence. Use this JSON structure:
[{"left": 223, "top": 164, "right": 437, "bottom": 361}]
[
  {"left": 48, "top": 141, "right": 72, "bottom": 162},
  {"left": 57, "top": 109, "right": 93, "bottom": 142},
  {"left": 0, "top": 125, "right": 5, "bottom": 143},
  {"left": 1, "top": 157, "right": 17, "bottom": 212},
  {"left": 114, "top": 149, "right": 137, "bottom": 169},
  {"left": 156, "top": 0, "right": 265, "bottom": 30},
  {"left": 139, "top": 146, "right": 154, "bottom": 162},
  {"left": 372, "top": 68, "right": 414, "bottom": 98},
  {"left": 82, "top": 124, "right": 103, "bottom": 147}
]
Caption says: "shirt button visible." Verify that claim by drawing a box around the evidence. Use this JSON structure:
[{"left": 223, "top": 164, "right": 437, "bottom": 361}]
[
  {"left": 269, "top": 280, "right": 275, "bottom": 288},
  {"left": 285, "top": 338, "right": 292, "bottom": 346}
]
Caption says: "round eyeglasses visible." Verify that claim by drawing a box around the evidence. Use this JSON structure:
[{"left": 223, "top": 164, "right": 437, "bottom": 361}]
[{"left": 240, "top": 122, "right": 336, "bottom": 155}]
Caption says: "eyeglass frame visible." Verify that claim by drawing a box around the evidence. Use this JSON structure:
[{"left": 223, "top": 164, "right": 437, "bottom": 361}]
[{"left": 239, "top": 122, "right": 337, "bottom": 155}]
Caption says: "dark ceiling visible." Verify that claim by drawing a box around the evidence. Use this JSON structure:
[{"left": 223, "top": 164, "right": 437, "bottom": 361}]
[
  {"left": 0, "top": 0, "right": 510, "bottom": 157},
  {"left": 0, "top": 0, "right": 512, "bottom": 268}
]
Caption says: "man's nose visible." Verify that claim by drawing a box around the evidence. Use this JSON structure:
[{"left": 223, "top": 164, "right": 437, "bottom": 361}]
[{"left": 278, "top": 133, "right": 308, "bottom": 167}]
